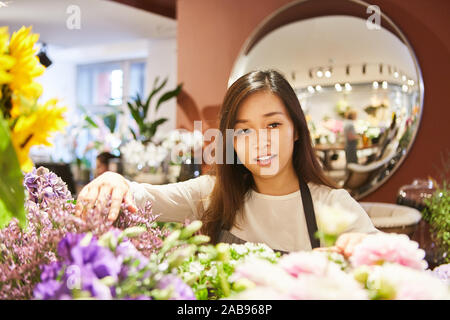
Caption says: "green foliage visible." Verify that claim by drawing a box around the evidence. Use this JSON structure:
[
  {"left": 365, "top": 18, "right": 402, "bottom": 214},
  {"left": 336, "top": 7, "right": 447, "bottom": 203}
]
[
  {"left": 315, "top": 230, "right": 337, "bottom": 247},
  {"left": 0, "top": 112, "right": 26, "bottom": 229},
  {"left": 102, "top": 113, "right": 117, "bottom": 134},
  {"left": 177, "top": 242, "right": 281, "bottom": 300},
  {"left": 127, "top": 77, "right": 182, "bottom": 143},
  {"left": 84, "top": 115, "right": 98, "bottom": 128},
  {"left": 422, "top": 181, "right": 450, "bottom": 263},
  {"left": 83, "top": 111, "right": 119, "bottom": 135}
]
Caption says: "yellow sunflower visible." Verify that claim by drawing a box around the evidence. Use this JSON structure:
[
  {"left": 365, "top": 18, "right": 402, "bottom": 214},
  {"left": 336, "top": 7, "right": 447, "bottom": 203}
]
[
  {"left": 11, "top": 98, "right": 67, "bottom": 172},
  {"left": 8, "top": 26, "right": 45, "bottom": 117},
  {"left": 0, "top": 27, "right": 15, "bottom": 98}
]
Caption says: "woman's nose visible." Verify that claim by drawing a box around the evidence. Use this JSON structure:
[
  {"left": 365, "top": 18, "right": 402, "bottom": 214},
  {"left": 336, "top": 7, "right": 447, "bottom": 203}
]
[{"left": 253, "top": 129, "right": 273, "bottom": 152}]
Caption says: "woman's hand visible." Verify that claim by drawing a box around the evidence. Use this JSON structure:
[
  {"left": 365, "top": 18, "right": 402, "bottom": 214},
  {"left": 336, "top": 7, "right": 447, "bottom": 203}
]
[
  {"left": 75, "top": 171, "right": 137, "bottom": 222},
  {"left": 335, "top": 232, "right": 368, "bottom": 257},
  {"left": 313, "top": 233, "right": 368, "bottom": 257}
]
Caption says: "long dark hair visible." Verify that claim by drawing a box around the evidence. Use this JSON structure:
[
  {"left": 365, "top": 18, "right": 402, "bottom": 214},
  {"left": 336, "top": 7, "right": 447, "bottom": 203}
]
[{"left": 201, "top": 70, "right": 338, "bottom": 243}]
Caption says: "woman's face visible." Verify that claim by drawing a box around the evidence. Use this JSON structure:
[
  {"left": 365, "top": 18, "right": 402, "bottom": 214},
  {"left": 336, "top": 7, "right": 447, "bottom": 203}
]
[{"left": 233, "top": 91, "right": 298, "bottom": 178}]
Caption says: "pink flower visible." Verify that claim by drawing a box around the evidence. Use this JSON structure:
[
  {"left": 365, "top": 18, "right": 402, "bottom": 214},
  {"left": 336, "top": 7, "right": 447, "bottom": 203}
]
[
  {"left": 231, "top": 254, "right": 368, "bottom": 300},
  {"left": 288, "top": 274, "right": 368, "bottom": 300},
  {"left": 278, "top": 251, "right": 345, "bottom": 278},
  {"left": 230, "top": 258, "right": 293, "bottom": 289},
  {"left": 365, "top": 264, "right": 450, "bottom": 300},
  {"left": 350, "top": 233, "right": 427, "bottom": 270}
]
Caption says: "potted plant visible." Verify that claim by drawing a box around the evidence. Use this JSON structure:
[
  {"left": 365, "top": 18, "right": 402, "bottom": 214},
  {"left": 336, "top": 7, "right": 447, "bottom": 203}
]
[{"left": 121, "top": 77, "right": 182, "bottom": 183}]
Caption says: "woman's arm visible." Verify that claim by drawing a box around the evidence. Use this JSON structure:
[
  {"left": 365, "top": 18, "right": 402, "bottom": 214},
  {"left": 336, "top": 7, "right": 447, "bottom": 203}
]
[{"left": 127, "top": 174, "right": 215, "bottom": 223}]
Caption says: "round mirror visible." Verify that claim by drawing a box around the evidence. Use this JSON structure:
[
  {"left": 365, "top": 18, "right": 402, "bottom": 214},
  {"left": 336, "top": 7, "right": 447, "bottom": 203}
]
[{"left": 229, "top": 0, "right": 424, "bottom": 199}]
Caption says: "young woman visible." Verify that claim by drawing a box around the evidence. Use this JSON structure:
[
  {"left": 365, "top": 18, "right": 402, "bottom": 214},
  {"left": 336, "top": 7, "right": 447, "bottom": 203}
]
[{"left": 75, "top": 70, "right": 379, "bottom": 257}]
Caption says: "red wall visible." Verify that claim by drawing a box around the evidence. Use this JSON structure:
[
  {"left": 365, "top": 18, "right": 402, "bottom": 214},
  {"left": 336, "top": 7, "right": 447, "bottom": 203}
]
[{"left": 176, "top": 0, "right": 450, "bottom": 203}]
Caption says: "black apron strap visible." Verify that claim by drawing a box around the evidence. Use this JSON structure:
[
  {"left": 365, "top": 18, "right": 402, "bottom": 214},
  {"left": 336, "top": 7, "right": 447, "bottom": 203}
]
[
  {"left": 218, "top": 177, "right": 320, "bottom": 252},
  {"left": 299, "top": 177, "right": 320, "bottom": 249}
]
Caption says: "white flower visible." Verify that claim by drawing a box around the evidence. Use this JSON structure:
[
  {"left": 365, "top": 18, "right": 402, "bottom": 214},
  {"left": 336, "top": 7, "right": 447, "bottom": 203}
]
[
  {"left": 198, "top": 253, "right": 209, "bottom": 261},
  {"left": 244, "top": 242, "right": 262, "bottom": 251},
  {"left": 231, "top": 244, "right": 249, "bottom": 255},
  {"left": 205, "top": 265, "right": 218, "bottom": 278},
  {"left": 316, "top": 203, "right": 357, "bottom": 235},
  {"left": 120, "top": 140, "right": 168, "bottom": 168},
  {"left": 188, "top": 261, "right": 204, "bottom": 274}
]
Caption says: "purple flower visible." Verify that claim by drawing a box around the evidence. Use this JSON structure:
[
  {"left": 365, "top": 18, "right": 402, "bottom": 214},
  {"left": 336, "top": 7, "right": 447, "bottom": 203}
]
[
  {"left": 35, "top": 233, "right": 123, "bottom": 299},
  {"left": 57, "top": 233, "right": 84, "bottom": 262},
  {"left": 23, "top": 166, "right": 72, "bottom": 206},
  {"left": 40, "top": 262, "right": 62, "bottom": 282},
  {"left": 432, "top": 263, "right": 450, "bottom": 285},
  {"left": 33, "top": 280, "right": 71, "bottom": 300},
  {"left": 70, "top": 239, "right": 121, "bottom": 280},
  {"left": 157, "top": 275, "right": 196, "bottom": 300},
  {"left": 116, "top": 240, "right": 149, "bottom": 267}
]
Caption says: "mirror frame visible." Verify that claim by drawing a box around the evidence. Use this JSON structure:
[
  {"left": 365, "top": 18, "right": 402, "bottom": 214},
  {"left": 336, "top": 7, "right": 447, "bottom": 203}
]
[{"left": 229, "top": 0, "right": 424, "bottom": 199}]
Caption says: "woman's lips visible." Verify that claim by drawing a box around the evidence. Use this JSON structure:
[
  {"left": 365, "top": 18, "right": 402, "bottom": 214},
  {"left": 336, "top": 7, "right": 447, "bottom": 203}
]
[{"left": 255, "top": 154, "right": 277, "bottom": 166}]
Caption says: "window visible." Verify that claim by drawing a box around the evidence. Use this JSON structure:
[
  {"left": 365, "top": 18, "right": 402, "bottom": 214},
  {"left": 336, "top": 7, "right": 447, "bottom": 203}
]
[
  {"left": 74, "top": 59, "right": 146, "bottom": 169},
  {"left": 76, "top": 59, "right": 146, "bottom": 113}
]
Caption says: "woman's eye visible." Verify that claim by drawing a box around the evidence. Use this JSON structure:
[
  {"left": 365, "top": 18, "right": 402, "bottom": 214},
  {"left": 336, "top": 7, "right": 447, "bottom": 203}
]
[
  {"left": 236, "top": 128, "right": 252, "bottom": 135},
  {"left": 268, "top": 122, "right": 281, "bottom": 129}
]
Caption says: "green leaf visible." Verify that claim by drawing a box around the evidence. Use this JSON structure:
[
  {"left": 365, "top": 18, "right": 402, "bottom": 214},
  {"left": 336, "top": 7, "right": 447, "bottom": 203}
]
[
  {"left": 84, "top": 115, "right": 98, "bottom": 128},
  {"left": 148, "top": 118, "right": 168, "bottom": 140},
  {"left": 142, "top": 77, "right": 168, "bottom": 119},
  {"left": 0, "top": 112, "right": 26, "bottom": 229},
  {"left": 155, "top": 84, "right": 182, "bottom": 113},
  {"left": 130, "top": 128, "right": 137, "bottom": 140},
  {"left": 102, "top": 113, "right": 117, "bottom": 134},
  {"left": 128, "top": 104, "right": 144, "bottom": 130}
]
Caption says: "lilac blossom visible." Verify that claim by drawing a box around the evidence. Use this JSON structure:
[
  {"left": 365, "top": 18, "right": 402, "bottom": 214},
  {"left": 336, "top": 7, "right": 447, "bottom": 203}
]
[{"left": 0, "top": 167, "right": 165, "bottom": 299}]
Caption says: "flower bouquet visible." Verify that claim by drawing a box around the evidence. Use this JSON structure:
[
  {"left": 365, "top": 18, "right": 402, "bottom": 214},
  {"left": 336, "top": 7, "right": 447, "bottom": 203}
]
[
  {"left": 223, "top": 204, "right": 450, "bottom": 300},
  {"left": 1, "top": 166, "right": 222, "bottom": 300},
  {"left": 1, "top": 168, "right": 449, "bottom": 300}
]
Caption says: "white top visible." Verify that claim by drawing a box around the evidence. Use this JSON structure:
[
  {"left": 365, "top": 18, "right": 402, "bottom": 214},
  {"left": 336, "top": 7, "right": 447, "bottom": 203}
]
[{"left": 128, "top": 174, "right": 379, "bottom": 252}]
